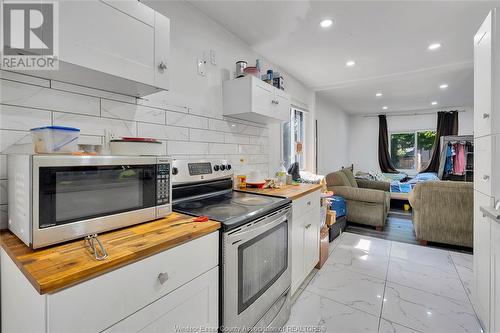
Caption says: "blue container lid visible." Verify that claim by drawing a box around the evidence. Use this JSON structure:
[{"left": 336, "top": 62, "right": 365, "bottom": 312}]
[{"left": 30, "top": 126, "right": 80, "bottom": 132}]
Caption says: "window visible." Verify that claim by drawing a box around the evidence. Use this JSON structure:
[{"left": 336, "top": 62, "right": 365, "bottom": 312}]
[
  {"left": 390, "top": 130, "right": 436, "bottom": 171},
  {"left": 282, "top": 108, "right": 306, "bottom": 169}
]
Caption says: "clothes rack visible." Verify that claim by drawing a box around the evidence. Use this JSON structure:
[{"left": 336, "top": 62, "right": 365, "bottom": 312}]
[{"left": 437, "top": 135, "right": 474, "bottom": 181}]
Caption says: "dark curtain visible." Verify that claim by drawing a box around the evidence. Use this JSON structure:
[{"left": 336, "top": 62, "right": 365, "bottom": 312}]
[
  {"left": 421, "top": 111, "right": 459, "bottom": 173},
  {"left": 378, "top": 115, "right": 398, "bottom": 173}
]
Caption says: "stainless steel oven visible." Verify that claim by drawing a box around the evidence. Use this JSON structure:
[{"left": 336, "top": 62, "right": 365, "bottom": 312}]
[
  {"left": 222, "top": 204, "right": 292, "bottom": 331},
  {"left": 7, "top": 154, "right": 172, "bottom": 248}
]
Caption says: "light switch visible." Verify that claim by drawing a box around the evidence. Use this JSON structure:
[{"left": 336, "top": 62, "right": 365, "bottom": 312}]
[{"left": 197, "top": 58, "right": 206, "bottom": 76}]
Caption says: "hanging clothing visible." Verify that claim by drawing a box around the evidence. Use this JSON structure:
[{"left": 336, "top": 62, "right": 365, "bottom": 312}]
[
  {"left": 444, "top": 143, "right": 454, "bottom": 174},
  {"left": 453, "top": 143, "right": 466, "bottom": 175}
]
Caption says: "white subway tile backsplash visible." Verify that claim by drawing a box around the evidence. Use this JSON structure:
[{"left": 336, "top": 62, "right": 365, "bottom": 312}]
[
  {"left": 0, "top": 180, "right": 7, "bottom": 205},
  {"left": 167, "top": 111, "right": 208, "bottom": 129},
  {"left": 224, "top": 133, "right": 249, "bottom": 144},
  {"left": 0, "top": 130, "right": 32, "bottom": 154},
  {"left": 1, "top": 79, "right": 100, "bottom": 116},
  {"left": 138, "top": 123, "right": 188, "bottom": 141},
  {"left": 79, "top": 135, "right": 103, "bottom": 145},
  {"left": 136, "top": 91, "right": 189, "bottom": 114},
  {"left": 0, "top": 104, "right": 52, "bottom": 130},
  {"left": 238, "top": 144, "right": 261, "bottom": 155},
  {"left": 51, "top": 81, "right": 137, "bottom": 104},
  {"left": 249, "top": 136, "right": 269, "bottom": 145},
  {"left": 101, "top": 100, "right": 165, "bottom": 124},
  {"left": 189, "top": 128, "right": 224, "bottom": 143},
  {"left": 0, "top": 70, "right": 50, "bottom": 87},
  {"left": 209, "top": 143, "right": 239, "bottom": 155},
  {"left": 54, "top": 112, "right": 136, "bottom": 137},
  {"left": 248, "top": 154, "right": 268, "bottom": 164},
  {"left": 168, "top": 141, "right": 209, "bottom": 155}
]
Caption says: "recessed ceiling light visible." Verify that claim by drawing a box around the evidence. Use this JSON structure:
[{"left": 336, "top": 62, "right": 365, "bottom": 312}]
[
  {"left": 375, "top": 92, "right": 383, "bottom": 97},
  {"left": 319, "top": 19, "right": 333, "bottom": 28},
  {"left": 431, "top": 101, "right": 438, "bottom": 105},
  {"left": 428, "top": 43, "right": 442, "bottom": 50},
  {"left": 346, "top": 60, "right": 356, "bottom": 67},
  {"left": 439, "top": 83, "right": 448, "bottom": 89},
  {"left": 382, "top": 106, "right": 388, "bottom": 110}
]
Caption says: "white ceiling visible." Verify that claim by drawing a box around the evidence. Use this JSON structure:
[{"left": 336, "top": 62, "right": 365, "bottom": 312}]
[{"left": 189, "top": 0, "right": 499, "bottom": 114}]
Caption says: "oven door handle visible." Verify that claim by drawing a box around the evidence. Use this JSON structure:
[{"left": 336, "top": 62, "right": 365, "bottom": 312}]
[{"left": 226, "top": 207, "right": 290, "bottom": 244}]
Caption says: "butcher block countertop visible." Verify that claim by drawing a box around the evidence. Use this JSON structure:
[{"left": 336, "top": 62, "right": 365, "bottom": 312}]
[
  {"left": 236, "top": 183, "right": 323, "bottom": 200},
  {"left": 0, "top": 213, "right": 220, "bottom": 295}
]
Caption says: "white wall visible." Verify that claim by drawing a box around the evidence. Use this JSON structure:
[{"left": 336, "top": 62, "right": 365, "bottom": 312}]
[
  {"left": 348, "top": 107, "right": 474, "bottom": 173},
  {"left": 0, "top": 0, "right": 314, "bottom": 228},
  {"left": 315, "top": 94, "right": 350, "bottom": 175}
]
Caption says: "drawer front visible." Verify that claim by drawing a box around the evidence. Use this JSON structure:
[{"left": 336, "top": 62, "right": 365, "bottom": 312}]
[
  {"left": 292, "top": 190, "right": 320, "bottom": 220},
  {"left": 474, "top": 136, "right": 493, "bottom": 196},
  {"left": 103, "top": 267, "right": 218, "bottom": 333},
  {"left": 48, "top": 231, "right": 219, "bottom": 333}
]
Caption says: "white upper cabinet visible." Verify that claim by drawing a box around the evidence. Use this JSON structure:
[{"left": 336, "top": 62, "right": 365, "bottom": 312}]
[
  {"left": 223, "top": 76, "right": 291, "bottom": 123},
  {"left": 21, "top": 0, "right": 170, "bottom": 97}
]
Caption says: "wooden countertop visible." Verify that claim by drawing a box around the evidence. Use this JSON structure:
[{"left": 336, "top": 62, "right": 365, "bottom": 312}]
[
  {"left": 0, "top": 213, "right": 220, "bottom": 295},
  {"left": 236, "top": 183, "right": 323, "bottom": 200}
]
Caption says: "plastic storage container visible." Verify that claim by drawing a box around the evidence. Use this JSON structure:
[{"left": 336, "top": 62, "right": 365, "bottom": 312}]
[
  {"left": 329, "top": 196, "right": 347, "bottom": 217},
  {"left": 30, "top": 126, "right": 80, "bottom": 154}
]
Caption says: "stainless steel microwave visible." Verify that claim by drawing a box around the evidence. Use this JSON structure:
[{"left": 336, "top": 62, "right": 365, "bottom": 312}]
[{"left": 7, "top": 155, "right": 172, "bottom": 248}]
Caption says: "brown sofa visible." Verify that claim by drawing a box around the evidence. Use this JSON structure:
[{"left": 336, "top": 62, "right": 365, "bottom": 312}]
[
  {"left": 325, "top": 169, "right": 390, "bottom": 230},
  {"left": 408, "top": 181, "right": 473, "bottom": 247}
]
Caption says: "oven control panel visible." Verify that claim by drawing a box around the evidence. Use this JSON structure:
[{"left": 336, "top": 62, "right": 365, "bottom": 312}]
[{"left": 172, "top": 159, "right": 233, "bottom": 184}]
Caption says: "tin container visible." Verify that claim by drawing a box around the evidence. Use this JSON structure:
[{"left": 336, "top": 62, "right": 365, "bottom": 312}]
[{"left": 235, "top": 61, "right": 247, "bottom": 78}]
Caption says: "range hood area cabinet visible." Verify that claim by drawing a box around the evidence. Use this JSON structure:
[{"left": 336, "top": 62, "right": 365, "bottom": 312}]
[
  {"left": 14, "top": 0, "right": 170, "bottom": 97},
  {"left": 223, "top": 75, "right": 291, "bottom": 123}
]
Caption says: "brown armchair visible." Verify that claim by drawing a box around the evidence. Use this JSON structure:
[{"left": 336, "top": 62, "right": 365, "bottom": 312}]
[{"left": 325, "top": 169, "right": 390, "bottom": 229}]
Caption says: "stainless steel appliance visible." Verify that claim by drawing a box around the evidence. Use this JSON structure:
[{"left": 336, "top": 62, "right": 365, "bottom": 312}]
[
  {"left": 172, "top": 159, "right": 292, "bottom": 332},
  {"left": 7, "top": 154, "right": 172, "bottom": 248}
]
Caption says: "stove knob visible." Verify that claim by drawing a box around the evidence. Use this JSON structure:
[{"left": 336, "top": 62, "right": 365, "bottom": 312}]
[
  {"left": 214, "top": 165, "right": 220, "bottom": 172},
  {"left": 227, "top": 164, "right": 232, "bottom": 170},
  {"left": 172, "top": 167, "right": 178, "bottom": 175},
  {"left": 220, "top": 164, "right": 226, "bottom": 171}
]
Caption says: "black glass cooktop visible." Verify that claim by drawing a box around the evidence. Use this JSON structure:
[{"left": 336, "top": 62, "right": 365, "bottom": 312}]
[{"left": 173, "top": 191, "right": 290, "bottom": 231}]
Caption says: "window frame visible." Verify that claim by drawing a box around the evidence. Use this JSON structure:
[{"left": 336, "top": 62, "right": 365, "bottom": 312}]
[
  {"left": 389, "top": 129, "right": 436, "bottom": 173},
  {"left": 282, "top": 107, "right": 307, "bottom": 170}
]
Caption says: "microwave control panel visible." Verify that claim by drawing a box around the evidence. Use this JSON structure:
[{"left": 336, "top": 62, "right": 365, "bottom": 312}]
[{"left": 156, "top": 163, "right": 170, "bottom": 205}]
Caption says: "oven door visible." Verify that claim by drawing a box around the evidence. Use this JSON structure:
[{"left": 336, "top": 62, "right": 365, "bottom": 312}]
[
  {"left": 32, "top": 155, "right": 159, "bottom": 248},
  {"left": 222, "top": 205, "right": 291, "bottom": 330}
]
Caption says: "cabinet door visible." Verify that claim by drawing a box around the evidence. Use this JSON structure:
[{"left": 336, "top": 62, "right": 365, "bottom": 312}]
[
  {"left": 474, "top": 190, "right": 492, "bottom": 331},
  {"left": 58, "top": 0, "right": 155, "bottom": 86},
  {"left": 104, "top": 267, "right": 218, "bottom": 333},
  {"left": 491, "top": 219, "right": 500, "bottom": 333},
  {"left": 273, "top": 89, "right": 292, "bottom": 122},
  {"left": 291, "top": 215, "right": 305, "bottom": 295},
  {"left": 252, "top": 79, "right": 275, "bottom": 118},
  {"left": 154, "top": 12, "right": 170, "bottom": 90},
  {"left": 474, "top": 136, "right": 493, "bottom": 196},
  {"left": 303, "top": 208, "right": 320, "bottom": 274},
  {"left": 474, "top": 11, "right": 493, "bottom": 138}
]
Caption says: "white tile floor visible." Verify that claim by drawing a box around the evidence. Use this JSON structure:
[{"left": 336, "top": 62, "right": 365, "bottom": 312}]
[{"left": 286, "top": 232, "right": 482, "bottom": 333}]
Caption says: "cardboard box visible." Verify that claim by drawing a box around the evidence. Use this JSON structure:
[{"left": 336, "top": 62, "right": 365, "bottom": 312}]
[
  {"left": 316, "top": 225, "right": 330, "bottom": 269},
  {"left": 325, "top": 209, "right": 336, "bottom": 226}
]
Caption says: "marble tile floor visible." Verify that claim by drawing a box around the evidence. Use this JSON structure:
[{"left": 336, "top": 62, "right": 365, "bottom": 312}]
[{"left": 286, "top": 232, "right": 481, "bottom": 333}]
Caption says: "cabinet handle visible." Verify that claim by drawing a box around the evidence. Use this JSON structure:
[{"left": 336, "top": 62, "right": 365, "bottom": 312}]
[
  {"left": 305, "top": 223, "right": 312, "bottom": 229},
  {"left": 483, "top": 113, "right": 490, "bottom": 119},
  {"left": 271, "top": 100, "right": 277, "bottom": 104},
  {"left": 307, "top": 201, "right": 311, "bottom": 206},
  {"left": 158, "top": 62, "right": 167, "bottom": 71},
  {"left": 158, "top": 272, "right": 169, "bottom": 285},
  {"left": 275, "top": 100, "right": 279, "bottom": 105},
  {"left": 483, "top": 175, "right": 490, "bottom": 181}
]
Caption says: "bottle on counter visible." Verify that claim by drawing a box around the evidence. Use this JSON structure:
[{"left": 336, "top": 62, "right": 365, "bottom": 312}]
[
  {"left": 277, "top": 162, "right": 287, "bottom": 188},
  {"left": 264, "top": 69, "right": 273, "bottom": 84}
]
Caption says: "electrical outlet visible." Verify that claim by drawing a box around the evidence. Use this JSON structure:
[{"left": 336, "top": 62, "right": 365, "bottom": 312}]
[
  {"left": 197, "top": 58, "right": 206, "bottom": 76},
  {"left": 209, "top": 49, "right": 216, "bottom": 65}
]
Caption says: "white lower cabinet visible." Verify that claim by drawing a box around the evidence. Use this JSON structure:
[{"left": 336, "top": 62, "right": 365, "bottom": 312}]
[
  {"left": 104, "top": 267, "right": 218, "bottom": 333},
  {"left": 1, "top": 232, "right": 219, "bottom": 333},
  {"left": 474, "top": 190, "right": 493, "bottom": 331},
  {"left": 491, "top": 220, "right": 500, "bottom": 333},
  {"left": 290, "top": 190, "right": 321, "bottom": 295}
]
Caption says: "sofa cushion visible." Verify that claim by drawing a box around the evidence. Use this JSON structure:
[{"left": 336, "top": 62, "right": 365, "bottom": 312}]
[
  {"left": 325, "top": 171, "right": 351, "bottom": 187},
  {"left": 341, "top": 168, "right": 358, "bottom": 188}
]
